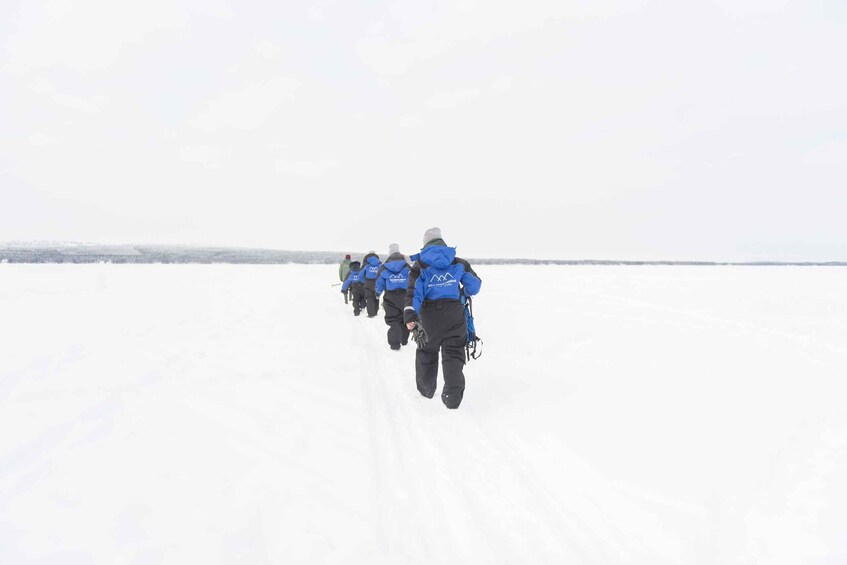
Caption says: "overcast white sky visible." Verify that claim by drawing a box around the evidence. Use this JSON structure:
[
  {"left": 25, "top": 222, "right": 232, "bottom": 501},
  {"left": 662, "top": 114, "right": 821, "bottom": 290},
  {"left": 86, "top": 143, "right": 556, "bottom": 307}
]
[{"left": 2, "top": 0, "right": 846, "bottom": 260}]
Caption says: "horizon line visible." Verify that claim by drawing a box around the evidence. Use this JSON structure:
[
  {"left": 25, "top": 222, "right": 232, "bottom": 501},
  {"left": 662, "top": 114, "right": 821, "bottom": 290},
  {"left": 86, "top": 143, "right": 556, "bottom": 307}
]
[{"left": 1, "top": 241, "right": 846, "bottom": 266}]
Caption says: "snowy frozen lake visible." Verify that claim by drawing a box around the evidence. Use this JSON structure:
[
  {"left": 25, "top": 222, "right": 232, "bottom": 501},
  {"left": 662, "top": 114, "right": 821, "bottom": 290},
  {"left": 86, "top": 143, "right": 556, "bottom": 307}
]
[{"left": 1, "top": 264, "right": 846, "bottom": 564}]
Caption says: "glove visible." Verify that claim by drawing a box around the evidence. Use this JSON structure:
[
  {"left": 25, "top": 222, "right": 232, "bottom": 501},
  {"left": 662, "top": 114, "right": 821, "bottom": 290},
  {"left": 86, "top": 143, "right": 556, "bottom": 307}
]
[{"left": 410, "top": 322, "right": 428, "bottom": 349}]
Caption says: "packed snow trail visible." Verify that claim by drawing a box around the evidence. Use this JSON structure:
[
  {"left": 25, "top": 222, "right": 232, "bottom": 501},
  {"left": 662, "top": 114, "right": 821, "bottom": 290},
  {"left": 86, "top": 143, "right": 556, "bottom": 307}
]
[
  {"left": 2, "top": 264, "right": 846, "bottom": 564},
  {"left": 342, "top": 295, "right": 684, "bottom": 564}
]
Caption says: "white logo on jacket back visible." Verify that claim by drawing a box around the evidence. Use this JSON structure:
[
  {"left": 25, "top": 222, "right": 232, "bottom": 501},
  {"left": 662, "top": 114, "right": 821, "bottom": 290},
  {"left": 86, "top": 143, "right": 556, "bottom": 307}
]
[{"left": 427, "top": 272, "right": 457, "bottom": 288}]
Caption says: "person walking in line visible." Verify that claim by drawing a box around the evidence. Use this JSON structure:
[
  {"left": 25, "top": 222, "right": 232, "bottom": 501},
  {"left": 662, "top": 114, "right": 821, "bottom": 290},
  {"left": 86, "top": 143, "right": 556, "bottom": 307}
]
[
  {"left": 375, "top": 243, "right": 411, "bottom": 350},
  {"left": 339, "top": 254, "right": 352, "bottom": 304},
  {"left": 340, "top": 259, "right": 366, "bottom": 316},
  {"left": 361, "top": 250, "right": 382, "bottom": 318},
  {"left": 404, "top": 227, "right": 481, "bottom": 409}
]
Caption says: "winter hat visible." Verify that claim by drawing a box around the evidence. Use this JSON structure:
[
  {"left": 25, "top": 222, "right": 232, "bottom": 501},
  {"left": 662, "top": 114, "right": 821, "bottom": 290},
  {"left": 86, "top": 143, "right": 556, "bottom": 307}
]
[
  {"left": 422, "top": 227, "right": 442, "bottom": 246},
  {"left": 388, "top": 243, "right": 400, "bottom": 255},
  {"left": 345, "top": 254, "right": 351, "bottom": 259}
]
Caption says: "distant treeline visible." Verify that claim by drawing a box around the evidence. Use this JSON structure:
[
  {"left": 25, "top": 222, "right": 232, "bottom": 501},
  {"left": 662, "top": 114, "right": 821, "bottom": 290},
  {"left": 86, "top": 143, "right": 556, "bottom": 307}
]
[
  {"left": 1, "top": 244, "right": 845, "bottom": 266},
  {"left": 0, "top": 245, "right": 343, "bottom": 264},
  {"left": 470, "top": 258, "right": 847, "bottom": 266}
]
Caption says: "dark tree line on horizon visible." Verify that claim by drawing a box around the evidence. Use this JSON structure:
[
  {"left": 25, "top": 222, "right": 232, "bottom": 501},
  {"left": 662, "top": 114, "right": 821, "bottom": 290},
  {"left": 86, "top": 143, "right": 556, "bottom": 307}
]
[{"left": 1, "top": 244, "right": 844, "bottom": 266}]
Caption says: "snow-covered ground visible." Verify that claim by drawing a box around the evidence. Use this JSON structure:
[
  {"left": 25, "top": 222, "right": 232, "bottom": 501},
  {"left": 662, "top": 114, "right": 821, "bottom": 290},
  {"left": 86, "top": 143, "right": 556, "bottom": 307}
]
[{"left": 2, "top": 264, "right": 846, "bottom": 564}]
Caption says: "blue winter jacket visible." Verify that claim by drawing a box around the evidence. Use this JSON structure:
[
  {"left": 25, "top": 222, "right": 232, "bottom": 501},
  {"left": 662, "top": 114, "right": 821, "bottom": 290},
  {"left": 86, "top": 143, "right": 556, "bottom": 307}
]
[
  {"left": 341, "top": 268, "right": 365, "bottom": 292},
  {"left": 362, "top": 255, "right": 381, "bottom": 281},
  {"left": 375, "top": 259, "right": 410, "bottom": 295},
  {"left": 408, "top": 245, "right": 481, "bottom": 315}
]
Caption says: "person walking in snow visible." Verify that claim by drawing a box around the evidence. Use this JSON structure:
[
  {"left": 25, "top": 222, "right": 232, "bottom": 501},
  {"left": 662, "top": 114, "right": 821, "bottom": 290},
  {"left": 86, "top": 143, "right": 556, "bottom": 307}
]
[
  {"left": 375, "top": 243, "right": 411, "bottom": 350},
  {"left": 339, "top": 254, "right": 352, "bottom": 304},
  {"left": 340, "top": 259, "right": 366, "bottom": 316},
  {"left": 361, "top": 251, "right": 382, "bottom": 318},
  {"left": 404, "top": 227, "right": 481, "bottom": 409}
]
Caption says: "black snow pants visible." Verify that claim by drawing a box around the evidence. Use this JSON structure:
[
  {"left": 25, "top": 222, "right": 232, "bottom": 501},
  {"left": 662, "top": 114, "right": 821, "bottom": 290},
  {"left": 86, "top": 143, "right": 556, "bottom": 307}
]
[
  {"left": 350, "top": 283, "right": 366, "bottom": 316},
  {"left": 382, "top": 290, "right": 410, "bottom": 350},
  {"left": 416, "top": 300, "right": 467, "bottom": 409},
  {"left": 364, "top": 279, "right": 379, "bottom": 317}
]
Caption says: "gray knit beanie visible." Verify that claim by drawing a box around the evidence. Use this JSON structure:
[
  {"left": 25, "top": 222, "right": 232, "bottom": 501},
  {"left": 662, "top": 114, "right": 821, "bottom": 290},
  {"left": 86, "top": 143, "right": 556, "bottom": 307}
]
[
  {"left": 388, "top": 243, "right": 400, "bottom": 255},
  {"left": 422, "top": 227, "right": 442, "bottom": 246}
]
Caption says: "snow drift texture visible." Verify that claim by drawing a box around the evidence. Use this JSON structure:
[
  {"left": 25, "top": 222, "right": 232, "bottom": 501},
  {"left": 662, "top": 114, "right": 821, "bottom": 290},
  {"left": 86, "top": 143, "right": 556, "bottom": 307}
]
[{"left": 1, "top": 264, "right": 846, "bottom": 564}]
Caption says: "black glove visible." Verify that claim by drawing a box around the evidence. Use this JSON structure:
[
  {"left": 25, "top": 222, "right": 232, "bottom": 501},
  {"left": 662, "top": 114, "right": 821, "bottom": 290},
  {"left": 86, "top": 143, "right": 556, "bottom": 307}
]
[{"left": 410, "top": 322, "right": 428, "bottom": 349}]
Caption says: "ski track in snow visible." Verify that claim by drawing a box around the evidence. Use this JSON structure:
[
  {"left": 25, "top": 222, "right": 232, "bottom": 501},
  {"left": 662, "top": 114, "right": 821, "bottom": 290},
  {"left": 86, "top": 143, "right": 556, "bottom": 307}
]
[
  {"left": 351, "top": 314, "right": 581, "bottom": 563},
  {"left": 349, "top": 303, "right": 671, "bottom": 564}
]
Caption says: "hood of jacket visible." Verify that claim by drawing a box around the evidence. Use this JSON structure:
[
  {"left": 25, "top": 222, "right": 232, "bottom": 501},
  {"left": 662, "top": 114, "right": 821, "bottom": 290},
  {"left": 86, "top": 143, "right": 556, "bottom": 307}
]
[
  {"left": 383, "top": 255, "right": 408, "bottom": 273},
  {"left": 364, "top": 254, "right": 380, "bottom": 267},
  {"left": 418, "top": 244, "right": 456, "bottom": 269}
]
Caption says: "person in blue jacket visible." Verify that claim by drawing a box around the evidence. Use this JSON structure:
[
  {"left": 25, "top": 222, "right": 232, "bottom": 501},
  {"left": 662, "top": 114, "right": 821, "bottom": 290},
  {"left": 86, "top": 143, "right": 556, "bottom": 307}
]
[
  {"left": 404, "top": 227, "right": 481, "bottom": 409},
  {"left": 375, "top": 243, "right": 411, "bottom": 350},
  {"left": 340, "top": 260, "right": 366, "bottom": 316},
  {"left": 361, "top": 251, "right": 382, "bottom": 317}
]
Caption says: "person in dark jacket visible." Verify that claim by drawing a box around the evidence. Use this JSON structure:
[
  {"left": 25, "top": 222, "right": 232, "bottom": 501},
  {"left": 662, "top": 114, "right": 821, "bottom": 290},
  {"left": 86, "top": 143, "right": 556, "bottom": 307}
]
[
  {"left": 361, "top": 251, "right": 382, "bottom": 318},
  {"left": 339, "top": 254, "right": 352, "bottom": 304},
  {"left": 404, "top": 227, "right": 481, "bottom": 409},
  {"left": 340, "top": 260, "right": 366, "bottom": 316},
  {"left": 375, "top": 243, "right": 411, "bottom": 350}
]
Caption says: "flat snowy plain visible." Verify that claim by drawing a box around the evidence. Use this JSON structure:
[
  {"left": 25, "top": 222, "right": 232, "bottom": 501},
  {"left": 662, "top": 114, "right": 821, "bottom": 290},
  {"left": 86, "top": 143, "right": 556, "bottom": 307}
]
[{"left": 1, "top": 264, "right": 846, "bottom": 564}]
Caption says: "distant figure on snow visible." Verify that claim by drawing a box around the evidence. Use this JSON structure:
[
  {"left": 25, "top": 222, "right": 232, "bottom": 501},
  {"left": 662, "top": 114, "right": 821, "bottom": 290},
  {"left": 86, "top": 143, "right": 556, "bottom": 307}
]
[
  {"left": 340, "top": 259, "right": 366, "bottom": 316},
  {"left": 339, "top": 254, "right": 352, "bottom": 304},
  {"left": 361, "top": 251, "right": 382, "bottom": 317},
  {"left": 404, "top": 227, "right": 481, "bottom": 409},
  {"left": 375, "top": 243, "right": 411, "bottom": 350}
]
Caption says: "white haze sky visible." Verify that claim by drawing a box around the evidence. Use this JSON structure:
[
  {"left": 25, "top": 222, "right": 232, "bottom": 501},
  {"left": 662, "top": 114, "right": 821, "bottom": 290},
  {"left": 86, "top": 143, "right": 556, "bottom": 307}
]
[{"left": 1, "top": 0, "right": 846, "bottom": 261}]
